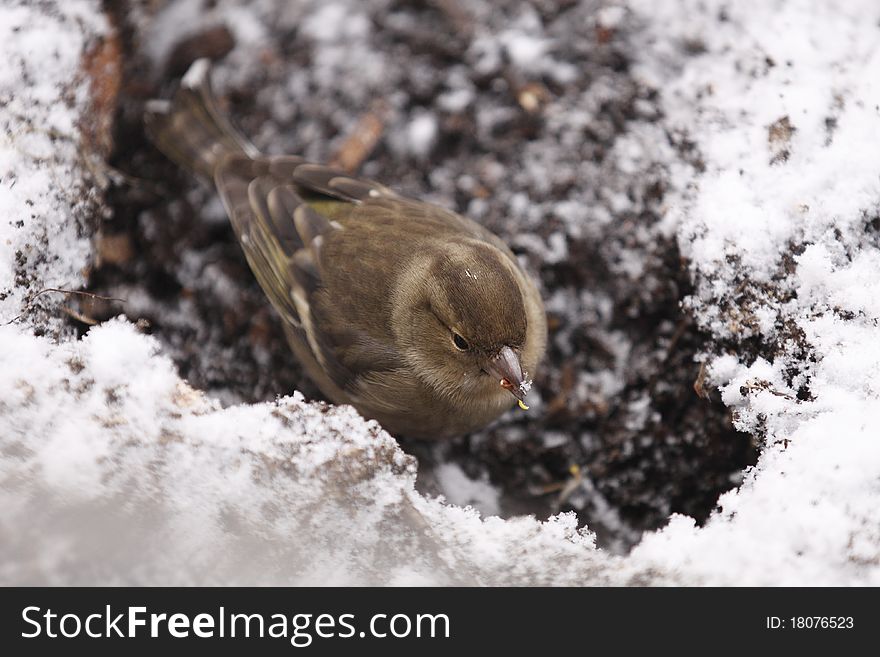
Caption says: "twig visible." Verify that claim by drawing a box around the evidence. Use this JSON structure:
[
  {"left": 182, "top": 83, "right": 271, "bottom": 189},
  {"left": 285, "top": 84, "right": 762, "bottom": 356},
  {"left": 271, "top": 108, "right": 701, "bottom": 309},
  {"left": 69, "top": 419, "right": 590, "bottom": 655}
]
[
  {"left": 553, "top": 464, "right": 584, "bottom": 510},
  {"left": 329, "top": 102, "right": 387, "bottom": 173},
  {"left": 693, "top": 361, "right": 710, "bottom": 399},
  {"left": 740, "top": 379, "right": 797, "bottom": 401},
  {"left": 4, "top": 287, "right": 125, "bottom": 325},
  {"left": 60, "top": 305, "right": 99, "bottom": 326}
]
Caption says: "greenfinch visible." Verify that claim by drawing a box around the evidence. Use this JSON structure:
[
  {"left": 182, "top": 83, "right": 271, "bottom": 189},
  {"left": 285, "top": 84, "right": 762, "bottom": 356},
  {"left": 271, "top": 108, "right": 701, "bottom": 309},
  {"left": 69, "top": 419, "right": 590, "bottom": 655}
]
[{"left": 146, "top": 59, "right": 546, "bottom": 439}]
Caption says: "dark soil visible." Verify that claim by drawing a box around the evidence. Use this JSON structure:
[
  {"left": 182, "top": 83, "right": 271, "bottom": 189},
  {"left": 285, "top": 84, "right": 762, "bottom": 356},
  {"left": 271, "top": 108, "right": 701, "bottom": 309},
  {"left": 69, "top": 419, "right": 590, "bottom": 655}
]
[{"left": 85, "top": 0, "right": 756, "bottom": 551}]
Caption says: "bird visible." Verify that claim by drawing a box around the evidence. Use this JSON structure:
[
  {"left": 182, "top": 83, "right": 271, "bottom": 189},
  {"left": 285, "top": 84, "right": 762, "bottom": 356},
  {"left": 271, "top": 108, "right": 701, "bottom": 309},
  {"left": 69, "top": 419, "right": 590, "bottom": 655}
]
[{"left": 145, "top": 58, "right": 547, "bottom": 439}]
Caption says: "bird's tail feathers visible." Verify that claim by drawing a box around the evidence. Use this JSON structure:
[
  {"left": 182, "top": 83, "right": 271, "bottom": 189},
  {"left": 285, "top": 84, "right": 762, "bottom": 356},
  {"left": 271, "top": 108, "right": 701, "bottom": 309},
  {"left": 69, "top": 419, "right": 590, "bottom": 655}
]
[{"left": 145, "top": 58, "right": 259, "bottom": 180}]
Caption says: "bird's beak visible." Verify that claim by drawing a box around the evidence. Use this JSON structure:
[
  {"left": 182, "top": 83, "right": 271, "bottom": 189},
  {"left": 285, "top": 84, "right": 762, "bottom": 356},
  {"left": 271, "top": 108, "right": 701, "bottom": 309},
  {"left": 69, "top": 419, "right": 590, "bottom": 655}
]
[{"left": 485, "top": 346, "right": 530, "bottom": 409}]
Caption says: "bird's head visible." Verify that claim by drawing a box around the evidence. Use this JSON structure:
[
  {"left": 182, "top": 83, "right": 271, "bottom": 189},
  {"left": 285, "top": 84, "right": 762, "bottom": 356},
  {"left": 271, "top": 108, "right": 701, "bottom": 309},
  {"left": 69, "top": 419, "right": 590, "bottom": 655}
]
[{"left": 393, "top": 240, "right": 534, "bottom": 410}]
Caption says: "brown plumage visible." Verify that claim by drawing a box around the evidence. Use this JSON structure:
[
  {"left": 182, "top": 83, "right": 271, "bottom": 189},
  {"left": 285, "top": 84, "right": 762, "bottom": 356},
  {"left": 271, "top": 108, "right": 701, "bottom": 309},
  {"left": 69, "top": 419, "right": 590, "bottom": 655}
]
[{"left": 146, "top": 59, "right": 546, "bottom": 439}]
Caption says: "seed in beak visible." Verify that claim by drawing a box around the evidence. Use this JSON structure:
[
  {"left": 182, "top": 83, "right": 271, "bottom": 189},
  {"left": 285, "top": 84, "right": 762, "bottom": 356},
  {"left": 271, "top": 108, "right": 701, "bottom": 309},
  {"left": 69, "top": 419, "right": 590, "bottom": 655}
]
[{"left": 500, "top": 377, "right": 530, "bottom": 411}]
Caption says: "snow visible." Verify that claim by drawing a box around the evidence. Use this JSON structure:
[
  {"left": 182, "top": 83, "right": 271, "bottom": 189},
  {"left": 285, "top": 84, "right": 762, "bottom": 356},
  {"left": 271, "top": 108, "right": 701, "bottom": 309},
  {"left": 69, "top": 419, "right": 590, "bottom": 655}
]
[
  {"left": 405, "top": 112, "right": 438, "bottom": 160},
  {"left": 434, "top": 463, "right": 502, "bottom": 518},
  {"left": 0, "top": 0, "right": 108, "bottom": 334},
  {"left": 597, "top": 6, "right": 627, "bottom": 30},
  {"left": 438, "top": 87, "right": 474, "bottom": 114},
  {"left": 1, "top": 319, "right": 628, "bottom": 585},
  {"left": 626, "top": 0, "right": 880, "bottom": 584},
  {"left": 2, "top": 0, "right": 879, "bottom": 585},
  {"left": 301, "top": 3, "right": 371, "bottom": 43}
]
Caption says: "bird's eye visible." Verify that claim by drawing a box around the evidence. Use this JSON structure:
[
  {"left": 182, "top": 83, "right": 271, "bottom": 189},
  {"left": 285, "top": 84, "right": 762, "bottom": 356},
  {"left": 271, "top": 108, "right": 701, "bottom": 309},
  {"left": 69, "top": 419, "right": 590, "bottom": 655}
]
[{"left": 452, "top": 333, "right": 470, "bottom": 351}]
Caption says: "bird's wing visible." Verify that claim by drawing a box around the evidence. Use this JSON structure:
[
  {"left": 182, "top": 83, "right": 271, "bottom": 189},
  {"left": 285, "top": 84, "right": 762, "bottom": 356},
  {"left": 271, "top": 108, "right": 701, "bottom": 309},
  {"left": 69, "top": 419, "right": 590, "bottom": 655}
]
[
  {"left": 214, "top": 154, "right": 405, "bottom": 392},
  {"left": 288, "top": 162, "right": 400, "bottom": 203}
]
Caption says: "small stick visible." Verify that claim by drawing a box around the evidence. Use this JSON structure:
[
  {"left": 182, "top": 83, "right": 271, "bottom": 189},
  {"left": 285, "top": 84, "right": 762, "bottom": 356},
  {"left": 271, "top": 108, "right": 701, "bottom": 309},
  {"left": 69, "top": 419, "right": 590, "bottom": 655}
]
[
  {"left": 4, "top": 287, "right": 125, "bottom": 325},
  {"left": 329, "top": 103, "right": 387, "bottom": 173},
  {"left": 60, "top": 305, "right": 99, "bottom": 326}
]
